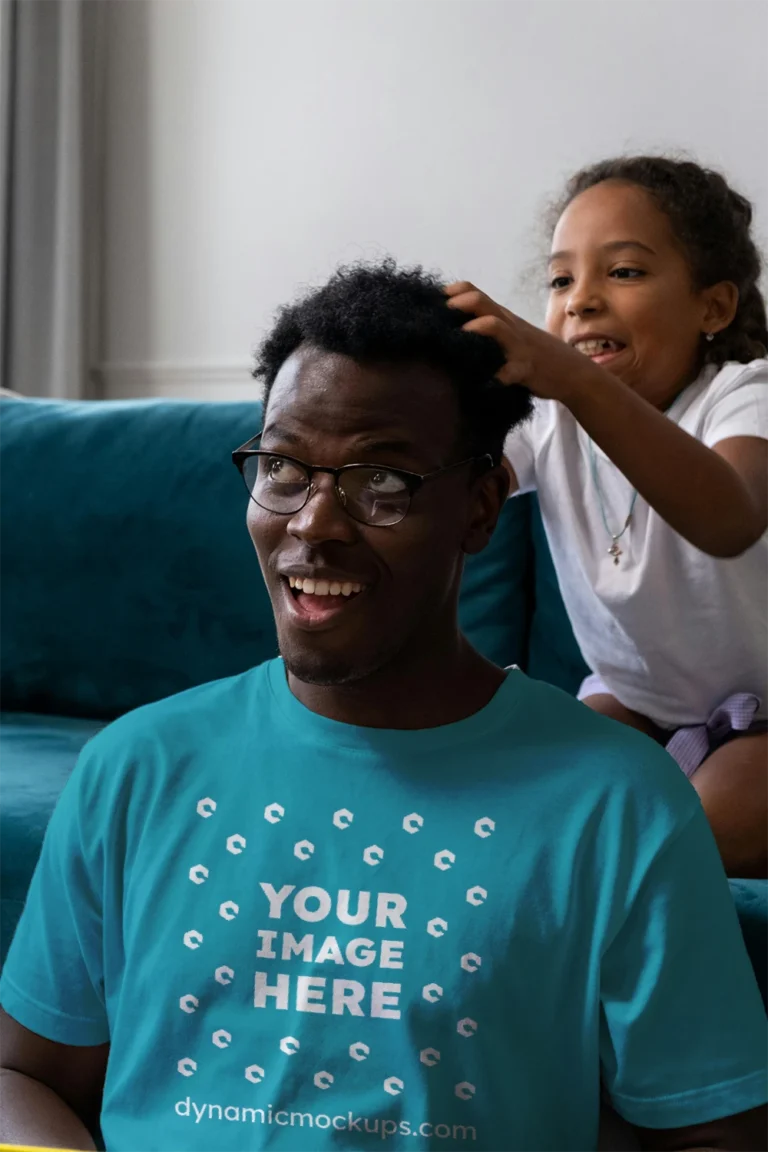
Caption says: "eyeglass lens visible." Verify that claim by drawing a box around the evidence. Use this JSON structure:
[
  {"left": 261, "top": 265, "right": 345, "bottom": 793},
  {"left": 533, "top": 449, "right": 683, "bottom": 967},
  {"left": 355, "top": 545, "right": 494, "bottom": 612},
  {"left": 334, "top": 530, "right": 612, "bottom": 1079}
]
[{"left": 242, "top": 454, "right": 412, "bottom": 527}]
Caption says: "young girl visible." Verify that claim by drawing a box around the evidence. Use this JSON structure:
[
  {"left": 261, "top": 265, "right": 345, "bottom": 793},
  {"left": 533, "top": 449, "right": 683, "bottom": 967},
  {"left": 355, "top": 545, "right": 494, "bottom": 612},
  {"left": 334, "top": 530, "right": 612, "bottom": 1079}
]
[{"left": 446, "top": 156, "right": 768, "bottom": 878}]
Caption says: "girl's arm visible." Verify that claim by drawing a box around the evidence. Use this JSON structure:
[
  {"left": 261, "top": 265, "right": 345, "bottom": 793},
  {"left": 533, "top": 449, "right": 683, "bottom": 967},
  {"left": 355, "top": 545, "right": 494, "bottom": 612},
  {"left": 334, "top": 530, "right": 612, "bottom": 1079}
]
[
  {"left": 567, "top": 370, "right": 767, "bottom": 557},
  {"left": 448, "top": 284, "right": 767, "bottom": 557}
]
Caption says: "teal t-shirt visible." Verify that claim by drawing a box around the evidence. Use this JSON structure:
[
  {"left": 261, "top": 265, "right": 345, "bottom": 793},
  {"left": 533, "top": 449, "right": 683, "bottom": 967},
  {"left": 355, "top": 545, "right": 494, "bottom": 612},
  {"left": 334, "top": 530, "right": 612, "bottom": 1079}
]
[{"left": 1, "top": 660, "right": 766, "bottom": 1151}]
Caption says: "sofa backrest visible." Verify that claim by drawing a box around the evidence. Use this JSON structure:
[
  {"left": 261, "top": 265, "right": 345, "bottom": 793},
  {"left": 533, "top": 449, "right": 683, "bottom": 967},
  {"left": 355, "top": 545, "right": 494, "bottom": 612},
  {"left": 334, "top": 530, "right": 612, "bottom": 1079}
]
[{"left": 1, "top": 397, "right": 539, "bottom": 719}]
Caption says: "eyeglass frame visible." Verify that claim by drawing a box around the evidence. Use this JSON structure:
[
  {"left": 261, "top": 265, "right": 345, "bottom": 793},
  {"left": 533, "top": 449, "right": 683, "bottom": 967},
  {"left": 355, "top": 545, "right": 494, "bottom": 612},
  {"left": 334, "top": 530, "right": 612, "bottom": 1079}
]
[{"left": 231, "top": 432, "right": 494, "bottom": 526}]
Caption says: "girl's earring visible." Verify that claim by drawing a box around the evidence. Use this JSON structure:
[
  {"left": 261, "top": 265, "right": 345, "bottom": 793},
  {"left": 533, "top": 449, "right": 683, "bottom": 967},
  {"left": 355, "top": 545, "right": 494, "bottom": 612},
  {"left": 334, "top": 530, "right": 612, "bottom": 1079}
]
[{"left": 705, "top": 331, "right": 715, "bottom": 342}]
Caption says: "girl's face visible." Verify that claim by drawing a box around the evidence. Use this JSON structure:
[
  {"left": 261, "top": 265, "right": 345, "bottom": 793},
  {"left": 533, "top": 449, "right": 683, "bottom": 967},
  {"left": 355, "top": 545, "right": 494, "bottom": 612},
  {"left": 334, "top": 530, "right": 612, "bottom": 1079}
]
[{"left": 546, "top": 180, "right": 724, "bottom": 407}]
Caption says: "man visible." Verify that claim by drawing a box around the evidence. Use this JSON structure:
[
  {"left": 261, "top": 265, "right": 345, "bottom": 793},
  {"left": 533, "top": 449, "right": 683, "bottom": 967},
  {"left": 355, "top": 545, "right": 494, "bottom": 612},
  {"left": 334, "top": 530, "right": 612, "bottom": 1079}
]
[{"left": 0, "top": 261, "right": 765, "bottom": 1151}]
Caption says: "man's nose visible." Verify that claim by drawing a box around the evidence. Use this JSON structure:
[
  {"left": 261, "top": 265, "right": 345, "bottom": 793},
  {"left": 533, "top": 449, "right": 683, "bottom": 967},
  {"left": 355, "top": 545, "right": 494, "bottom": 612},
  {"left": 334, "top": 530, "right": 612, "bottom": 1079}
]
[{"left": 287, "top": 473, "right": 359, "bottom": 545}]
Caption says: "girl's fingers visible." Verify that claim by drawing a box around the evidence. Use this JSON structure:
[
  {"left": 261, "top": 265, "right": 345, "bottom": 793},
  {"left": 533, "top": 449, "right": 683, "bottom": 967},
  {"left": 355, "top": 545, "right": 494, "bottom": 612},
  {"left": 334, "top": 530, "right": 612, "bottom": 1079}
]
[
  {"left": 460, "top": 313, "right": 514, "bottom": 345},
  {"left": 443, "top": 280, "right": 476, "bottom": 298},
  {"left": 445, "top": 285, "right": 503, "bottom": 319},
  {"left": 445, "top": 283, "right": 518, "bottom": 331},
  {"left": 460, "top": 316, "right": 529, "bottom": 385},
  {"left": 446, "top": 284, "right": 531, "bottom": 384}
]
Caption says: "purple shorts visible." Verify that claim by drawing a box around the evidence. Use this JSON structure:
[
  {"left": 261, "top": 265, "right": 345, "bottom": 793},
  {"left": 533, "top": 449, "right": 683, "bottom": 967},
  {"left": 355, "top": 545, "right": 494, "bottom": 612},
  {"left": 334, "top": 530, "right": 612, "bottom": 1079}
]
[{"left": 578, "top": 674, "right": 767, "bottom": 778}]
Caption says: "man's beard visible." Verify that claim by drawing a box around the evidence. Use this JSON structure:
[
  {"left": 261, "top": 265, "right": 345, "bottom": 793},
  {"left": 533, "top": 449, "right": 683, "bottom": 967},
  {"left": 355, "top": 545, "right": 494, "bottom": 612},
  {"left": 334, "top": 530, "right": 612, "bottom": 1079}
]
[
  {"left": 279, "top": 629, "right": 407, "bottom": 690},
  {"left": 281, "top": 646, "right": 389, "bottom": 688}
]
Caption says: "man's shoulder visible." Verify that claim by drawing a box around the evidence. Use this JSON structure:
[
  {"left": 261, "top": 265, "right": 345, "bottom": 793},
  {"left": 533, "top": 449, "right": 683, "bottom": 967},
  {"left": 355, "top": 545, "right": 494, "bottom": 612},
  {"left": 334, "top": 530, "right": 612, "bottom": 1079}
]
[
  {"left": 510, "top": 673, "right": 696, "bottom": 810},
  {"left": 75, "top": 660, "right": 277, "bottom": 785},
  {"left": 56, "top": 661, "right": 285, "bottom": 833},
  {"left": 513, "top": 671, "right": 672, "bottom": 767}
]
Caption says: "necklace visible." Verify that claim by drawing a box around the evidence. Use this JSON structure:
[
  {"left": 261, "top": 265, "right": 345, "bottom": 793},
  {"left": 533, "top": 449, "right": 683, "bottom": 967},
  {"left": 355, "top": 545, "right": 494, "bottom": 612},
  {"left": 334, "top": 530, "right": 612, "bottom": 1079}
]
[{"left": 587, "top": 439, "right": 638, "bottom": 566}]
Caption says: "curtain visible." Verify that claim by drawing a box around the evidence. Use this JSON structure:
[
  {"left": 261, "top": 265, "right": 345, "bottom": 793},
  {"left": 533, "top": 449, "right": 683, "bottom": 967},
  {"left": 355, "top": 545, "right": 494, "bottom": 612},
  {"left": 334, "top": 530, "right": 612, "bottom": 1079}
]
[{"left": 0, "top": 0, "right": 106, "bottom": 399}]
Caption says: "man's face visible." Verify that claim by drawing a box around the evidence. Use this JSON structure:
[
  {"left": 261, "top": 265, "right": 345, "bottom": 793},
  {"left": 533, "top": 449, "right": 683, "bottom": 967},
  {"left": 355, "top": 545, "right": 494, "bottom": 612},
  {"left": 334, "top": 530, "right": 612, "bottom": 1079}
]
[{"left": 247, "top": 345, "right": 506, "bottom": 687}]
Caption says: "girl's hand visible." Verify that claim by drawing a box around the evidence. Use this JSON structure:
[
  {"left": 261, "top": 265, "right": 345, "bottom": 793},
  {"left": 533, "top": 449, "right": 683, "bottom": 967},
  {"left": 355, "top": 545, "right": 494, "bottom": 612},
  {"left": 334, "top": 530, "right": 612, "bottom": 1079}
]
[{"left": 444, "top": 281, "right": 599, "bottom": 405}]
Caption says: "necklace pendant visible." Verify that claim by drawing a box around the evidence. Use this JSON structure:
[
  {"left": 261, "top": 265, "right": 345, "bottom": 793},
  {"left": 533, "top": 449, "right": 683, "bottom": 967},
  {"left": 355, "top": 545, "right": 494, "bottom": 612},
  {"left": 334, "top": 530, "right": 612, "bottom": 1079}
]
[{"left": 608, "top": 541, "right": 622, "bottom": 565}]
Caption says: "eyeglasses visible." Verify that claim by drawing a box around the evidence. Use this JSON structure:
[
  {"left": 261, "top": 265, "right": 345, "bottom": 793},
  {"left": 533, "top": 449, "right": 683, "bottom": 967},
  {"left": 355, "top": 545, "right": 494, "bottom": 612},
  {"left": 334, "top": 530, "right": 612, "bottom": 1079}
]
[{"left": 232, "top": 433, "right": 492, "bottom": 527}]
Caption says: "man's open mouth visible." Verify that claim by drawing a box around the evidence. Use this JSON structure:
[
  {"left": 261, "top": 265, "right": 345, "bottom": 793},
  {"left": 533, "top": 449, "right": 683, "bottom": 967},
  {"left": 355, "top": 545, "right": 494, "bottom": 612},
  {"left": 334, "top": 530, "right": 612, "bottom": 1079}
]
[
  {"left": 289, "top": 576, "right": 365, "bottom": 598},
  {"left": 282, "top": 575, "right": 368, "bottom": 628}
]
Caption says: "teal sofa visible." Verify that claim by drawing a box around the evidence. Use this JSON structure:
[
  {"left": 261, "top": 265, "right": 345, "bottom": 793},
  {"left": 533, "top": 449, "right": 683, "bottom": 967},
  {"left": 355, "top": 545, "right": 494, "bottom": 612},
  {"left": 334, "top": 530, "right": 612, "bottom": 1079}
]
[{"left": 1, "top": 395, "right": 765, "bottom": 1011}]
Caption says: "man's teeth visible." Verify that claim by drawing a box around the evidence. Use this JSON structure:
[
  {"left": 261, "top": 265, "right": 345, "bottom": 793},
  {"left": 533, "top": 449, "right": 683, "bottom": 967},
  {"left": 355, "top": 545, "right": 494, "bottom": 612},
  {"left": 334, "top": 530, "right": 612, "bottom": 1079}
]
[
  {"left": 576, "top": 338, "right": 623, "bottom": 355},
  {"left": 289, "top": 576, "right": 363, "bottom": 597}
]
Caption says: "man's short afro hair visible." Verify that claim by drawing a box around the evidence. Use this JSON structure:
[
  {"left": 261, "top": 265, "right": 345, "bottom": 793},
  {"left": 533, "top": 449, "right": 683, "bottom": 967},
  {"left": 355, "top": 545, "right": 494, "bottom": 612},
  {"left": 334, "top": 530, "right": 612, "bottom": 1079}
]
[{"left": 253, "top": 258, "right": 532, "bottom": 465}]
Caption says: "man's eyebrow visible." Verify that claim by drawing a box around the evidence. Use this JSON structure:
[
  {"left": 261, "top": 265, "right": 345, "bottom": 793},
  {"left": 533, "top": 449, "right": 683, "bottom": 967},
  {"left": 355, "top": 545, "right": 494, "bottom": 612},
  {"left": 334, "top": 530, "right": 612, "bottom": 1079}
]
[
  {"left": 260, "top": 423, "right": 302, "bottom": 446},
  {"left": 261, "top": 425, "right": 418, "bottom": 459},
  {"left": 352, "top": 438, "right": 418, "bottom": 457},
  {"left": 548, "top": 240, "right": 657, "bottom": 264}
]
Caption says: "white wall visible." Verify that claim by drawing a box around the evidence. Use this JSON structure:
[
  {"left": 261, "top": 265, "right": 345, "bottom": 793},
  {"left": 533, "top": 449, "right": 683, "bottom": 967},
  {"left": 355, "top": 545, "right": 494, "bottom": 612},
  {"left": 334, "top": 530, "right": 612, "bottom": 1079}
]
[{"left": 99, "top": 0, "right": 768, "bottom": 401}]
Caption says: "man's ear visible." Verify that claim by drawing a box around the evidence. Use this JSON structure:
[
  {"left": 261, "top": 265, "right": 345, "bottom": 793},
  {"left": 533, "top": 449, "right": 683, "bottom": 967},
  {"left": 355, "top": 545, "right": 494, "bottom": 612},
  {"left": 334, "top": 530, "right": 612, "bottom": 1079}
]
[{"left": 462, "top": 464, "right": 510, "bottom": 556}]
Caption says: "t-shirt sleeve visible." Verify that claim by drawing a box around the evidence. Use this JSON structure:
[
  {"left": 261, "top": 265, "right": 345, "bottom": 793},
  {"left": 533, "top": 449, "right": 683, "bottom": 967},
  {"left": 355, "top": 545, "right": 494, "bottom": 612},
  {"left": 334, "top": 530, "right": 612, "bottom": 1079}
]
[
  {"left": 701, "top": 362, "right": 768, "bottom": 447},
  {"left": 503, "top": 409, "right": 539, "bottom": 494},
  {"left": 0, "top": 751, "right": 109, "bottom": 1046},
  {"left": 600, "top": 803, "right": 767, "bottom": 1128}
]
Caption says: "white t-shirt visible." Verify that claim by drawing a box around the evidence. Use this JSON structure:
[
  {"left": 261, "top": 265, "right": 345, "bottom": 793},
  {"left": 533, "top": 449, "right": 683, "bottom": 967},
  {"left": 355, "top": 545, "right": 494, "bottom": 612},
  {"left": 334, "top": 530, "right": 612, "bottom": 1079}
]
[{"left": 504, "top": 359, "right": 768, "bottom": 729}]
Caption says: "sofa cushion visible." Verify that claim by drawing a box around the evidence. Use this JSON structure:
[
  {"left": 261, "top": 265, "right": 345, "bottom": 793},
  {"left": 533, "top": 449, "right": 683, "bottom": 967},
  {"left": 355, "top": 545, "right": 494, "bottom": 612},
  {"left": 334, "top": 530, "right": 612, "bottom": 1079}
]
[
  {"left": 0, "top": 713, "right": 107, "bottom": 966},
  {"left": 1, "top": 399, "right": 273, "bottom": 718},
  {"left": 1, "top": 398, "right": 533, "bottom": 719}
]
